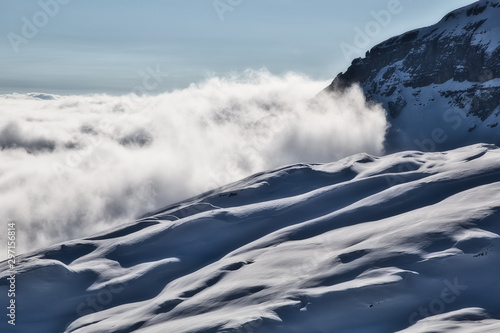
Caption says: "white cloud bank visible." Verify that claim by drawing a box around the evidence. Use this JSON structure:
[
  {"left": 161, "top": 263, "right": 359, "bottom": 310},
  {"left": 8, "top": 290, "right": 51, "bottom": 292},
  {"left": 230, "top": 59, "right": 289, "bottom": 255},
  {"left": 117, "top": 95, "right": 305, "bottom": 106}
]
[{"left": 0, "top": 70, "right": 388, "bottom": 256}]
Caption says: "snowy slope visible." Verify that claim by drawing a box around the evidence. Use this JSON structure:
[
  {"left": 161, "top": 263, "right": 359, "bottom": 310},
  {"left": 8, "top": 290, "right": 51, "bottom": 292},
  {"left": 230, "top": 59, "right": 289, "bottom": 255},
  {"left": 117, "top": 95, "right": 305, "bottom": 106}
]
[
  {"left": 326, "top": 0, "right": 500, "bottom": 152},
  {"left": 2, "top": 143, "right": 500, "bottom": 333}
]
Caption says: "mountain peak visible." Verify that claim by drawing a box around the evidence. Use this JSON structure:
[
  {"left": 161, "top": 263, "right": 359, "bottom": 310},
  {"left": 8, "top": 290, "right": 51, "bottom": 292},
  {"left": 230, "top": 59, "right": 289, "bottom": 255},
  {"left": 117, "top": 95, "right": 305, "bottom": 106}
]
[{"left": 328, "top": 0, "right": 500, "bottom": 152}]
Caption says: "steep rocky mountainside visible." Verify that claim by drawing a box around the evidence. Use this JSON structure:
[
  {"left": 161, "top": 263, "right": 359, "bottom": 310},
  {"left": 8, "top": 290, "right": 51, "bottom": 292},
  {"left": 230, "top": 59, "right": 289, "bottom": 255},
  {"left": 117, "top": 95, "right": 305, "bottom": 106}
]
[{"left": 327, "top": 0, "right": 500, "bottom": 152}]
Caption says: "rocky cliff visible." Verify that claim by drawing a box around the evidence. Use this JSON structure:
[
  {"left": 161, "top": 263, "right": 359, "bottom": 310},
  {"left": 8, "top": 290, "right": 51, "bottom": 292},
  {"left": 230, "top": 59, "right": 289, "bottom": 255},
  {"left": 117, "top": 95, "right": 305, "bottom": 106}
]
[{"left": 327, "top": 0, "right": 500, "bottom": 151}]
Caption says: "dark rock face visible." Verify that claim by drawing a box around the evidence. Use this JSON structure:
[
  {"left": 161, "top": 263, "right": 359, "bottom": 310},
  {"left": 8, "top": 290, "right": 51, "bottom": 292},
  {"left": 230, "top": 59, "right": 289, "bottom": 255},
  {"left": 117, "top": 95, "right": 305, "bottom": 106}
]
[{"left": 326, "top": 0, "right": 500, "bottom": 152}]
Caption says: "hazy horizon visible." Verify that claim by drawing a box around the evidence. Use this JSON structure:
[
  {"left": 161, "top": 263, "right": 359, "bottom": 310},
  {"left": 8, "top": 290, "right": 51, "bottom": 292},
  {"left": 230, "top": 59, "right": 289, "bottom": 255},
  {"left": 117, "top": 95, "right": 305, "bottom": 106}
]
[{"left": 1, "top": 0, "right": 477, "bottom": 95}]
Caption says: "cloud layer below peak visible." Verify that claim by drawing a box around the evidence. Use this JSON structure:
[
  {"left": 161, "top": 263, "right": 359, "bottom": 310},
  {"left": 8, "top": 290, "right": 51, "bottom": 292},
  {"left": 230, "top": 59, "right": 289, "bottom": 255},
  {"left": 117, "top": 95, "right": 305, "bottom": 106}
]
[{"left": 0, "top": 70, "right": 388, "bottom": 257}]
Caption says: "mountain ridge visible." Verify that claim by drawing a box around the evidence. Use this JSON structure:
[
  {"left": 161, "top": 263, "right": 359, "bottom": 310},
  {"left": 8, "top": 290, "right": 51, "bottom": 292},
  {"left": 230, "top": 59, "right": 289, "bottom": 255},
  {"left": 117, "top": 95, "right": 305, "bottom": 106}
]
[
  {"left": 327, "top": 0, "right": 500, "bottom": 152},
  {"left": 2, "top": 143, "right": 500, "bottom": 333},
  {"left": 2, "top": 2, "right": 500, "bottom": 333}
]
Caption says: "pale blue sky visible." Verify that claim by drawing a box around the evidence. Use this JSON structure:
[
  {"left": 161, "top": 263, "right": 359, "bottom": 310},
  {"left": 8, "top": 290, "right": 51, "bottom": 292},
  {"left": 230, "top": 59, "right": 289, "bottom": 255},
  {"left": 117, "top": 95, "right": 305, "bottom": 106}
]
[{"left": 0, "top": 0, "right": 477, "bottom": 95}]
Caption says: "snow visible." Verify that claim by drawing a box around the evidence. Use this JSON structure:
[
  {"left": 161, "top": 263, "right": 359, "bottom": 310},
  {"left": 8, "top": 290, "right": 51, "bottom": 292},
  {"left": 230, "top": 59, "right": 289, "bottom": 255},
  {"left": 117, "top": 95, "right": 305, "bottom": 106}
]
[
  {"left": 374, "top": 74, "right": 500, "bottom": 150},
  {"left": 352, "top": 0, "right": 500, "bottom": 152},
  {"left": 1, "top": 143, "right": 500, "bottom": 332}
]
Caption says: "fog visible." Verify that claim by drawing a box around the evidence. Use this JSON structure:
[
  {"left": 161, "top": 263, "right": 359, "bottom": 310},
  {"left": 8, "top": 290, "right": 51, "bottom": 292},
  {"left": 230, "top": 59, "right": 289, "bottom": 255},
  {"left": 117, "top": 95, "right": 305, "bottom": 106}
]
[{"left": 0, "top": 70, "right": 387, "bottom": 257}]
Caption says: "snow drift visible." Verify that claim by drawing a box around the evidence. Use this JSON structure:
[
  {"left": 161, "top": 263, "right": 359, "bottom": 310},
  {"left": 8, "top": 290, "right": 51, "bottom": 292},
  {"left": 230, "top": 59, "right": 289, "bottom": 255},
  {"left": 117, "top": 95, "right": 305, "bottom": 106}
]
[{"left": 1, "top": 143, "right": 499, "bottom": 332}]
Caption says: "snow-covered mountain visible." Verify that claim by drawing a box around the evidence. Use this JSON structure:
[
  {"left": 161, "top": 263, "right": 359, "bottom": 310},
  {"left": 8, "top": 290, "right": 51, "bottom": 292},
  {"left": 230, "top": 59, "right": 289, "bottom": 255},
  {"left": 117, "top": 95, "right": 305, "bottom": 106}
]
[
  {"left": 326, "top": 0, "right": 500, "bottom": 152},
  {"left": 3, "top": 2, "right": 500, "bottom": 333},
  {"left": 2, "top": 143, "right": 500, "bottom": 333}
]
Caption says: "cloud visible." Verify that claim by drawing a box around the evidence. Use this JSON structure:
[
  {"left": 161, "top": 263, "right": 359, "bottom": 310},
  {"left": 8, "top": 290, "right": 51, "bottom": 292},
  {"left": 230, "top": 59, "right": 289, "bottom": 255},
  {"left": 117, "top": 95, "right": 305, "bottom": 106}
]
[
  {"left": 0, "top": 70, "right": 388, "bottom": 258},
  {"left": 0, "top": 121, "right": 56, "bottom": 153},
  {"left": 26, "top": 93, "right": 58, "bottom": 100}
]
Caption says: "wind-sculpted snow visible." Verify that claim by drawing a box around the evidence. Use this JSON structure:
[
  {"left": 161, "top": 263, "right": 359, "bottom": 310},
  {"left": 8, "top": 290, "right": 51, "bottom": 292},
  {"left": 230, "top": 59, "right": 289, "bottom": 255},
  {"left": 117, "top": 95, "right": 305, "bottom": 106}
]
[{"left": 1, "top": 144, "right": 500, "bottom": 332}]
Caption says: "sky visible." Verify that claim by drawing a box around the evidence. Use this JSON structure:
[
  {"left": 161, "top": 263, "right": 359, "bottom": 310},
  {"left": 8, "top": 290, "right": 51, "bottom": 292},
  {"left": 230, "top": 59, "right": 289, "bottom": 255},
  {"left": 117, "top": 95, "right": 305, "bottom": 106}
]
[{"left": 0, "top": 0, "right": 478, "bottom": 95}]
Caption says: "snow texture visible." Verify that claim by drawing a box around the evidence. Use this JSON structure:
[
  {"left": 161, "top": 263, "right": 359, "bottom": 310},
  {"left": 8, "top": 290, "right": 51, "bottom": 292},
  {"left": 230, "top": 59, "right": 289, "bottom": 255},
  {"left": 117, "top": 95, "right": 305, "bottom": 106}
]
[
  {"left": 2, "top": 143, "right": 500, "bottom": 333},
  {"left": 328, "top": 0, "right": 500, "bottom": 152}
]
